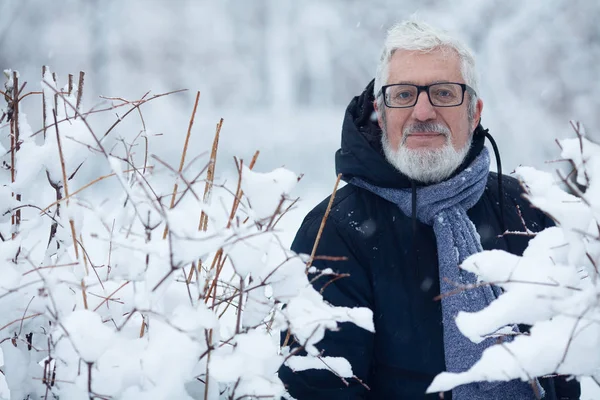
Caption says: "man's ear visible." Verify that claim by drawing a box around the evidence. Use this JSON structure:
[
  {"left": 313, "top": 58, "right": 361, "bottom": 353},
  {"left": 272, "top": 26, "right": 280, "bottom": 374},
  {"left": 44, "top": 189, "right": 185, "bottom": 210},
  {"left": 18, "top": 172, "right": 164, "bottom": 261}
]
[
  {"left": 472, "top": 98, "right": 484, "bottom": 131},
  {"left": 374, "top": 100, "right": 384, "bottom": 128}
]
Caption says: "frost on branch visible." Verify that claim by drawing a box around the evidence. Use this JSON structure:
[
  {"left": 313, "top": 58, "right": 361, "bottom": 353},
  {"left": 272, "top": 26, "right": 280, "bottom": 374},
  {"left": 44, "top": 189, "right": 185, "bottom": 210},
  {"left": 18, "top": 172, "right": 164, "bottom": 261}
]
[
  {"left": 0, "top": 69, "right": 373, "bottom": 399},
  {"left": 428, "top": 125, "right": 600, "bottom": 395}
]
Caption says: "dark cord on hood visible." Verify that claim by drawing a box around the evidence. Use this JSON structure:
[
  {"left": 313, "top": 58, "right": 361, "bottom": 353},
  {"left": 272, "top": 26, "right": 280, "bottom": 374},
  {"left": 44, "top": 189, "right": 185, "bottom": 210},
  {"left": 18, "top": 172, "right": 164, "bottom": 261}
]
[{"left": 482, "top": 129, "right": 506, "bottom": 232}]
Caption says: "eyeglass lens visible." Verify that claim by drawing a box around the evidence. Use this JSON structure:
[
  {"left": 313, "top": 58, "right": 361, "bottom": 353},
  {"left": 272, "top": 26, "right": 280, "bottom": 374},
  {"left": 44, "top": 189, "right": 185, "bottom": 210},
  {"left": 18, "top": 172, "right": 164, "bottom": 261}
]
[{"left": 385, "top": 83, "right": 463, "bottom": 107}]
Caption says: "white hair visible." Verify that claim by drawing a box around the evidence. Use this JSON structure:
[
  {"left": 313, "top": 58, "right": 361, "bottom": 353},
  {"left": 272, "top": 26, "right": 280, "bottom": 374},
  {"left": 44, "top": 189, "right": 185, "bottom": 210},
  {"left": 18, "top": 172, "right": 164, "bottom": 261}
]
[{"left": 374, "top": 19, "right": 479, "bottom": 120}]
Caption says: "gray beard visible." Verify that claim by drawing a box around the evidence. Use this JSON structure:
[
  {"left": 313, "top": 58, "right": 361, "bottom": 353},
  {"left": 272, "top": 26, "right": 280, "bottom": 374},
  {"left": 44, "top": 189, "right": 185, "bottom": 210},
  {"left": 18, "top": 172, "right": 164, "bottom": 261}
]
[{"left": 381, "top": 128, "right": 472, "bottom": 184}]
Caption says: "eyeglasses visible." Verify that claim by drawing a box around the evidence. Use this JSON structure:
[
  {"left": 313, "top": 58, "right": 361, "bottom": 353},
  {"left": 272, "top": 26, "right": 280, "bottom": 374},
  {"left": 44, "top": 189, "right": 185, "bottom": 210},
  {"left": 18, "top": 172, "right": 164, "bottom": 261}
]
[{"left": 378, "top": 82, "right": 476, "bottom": 108}]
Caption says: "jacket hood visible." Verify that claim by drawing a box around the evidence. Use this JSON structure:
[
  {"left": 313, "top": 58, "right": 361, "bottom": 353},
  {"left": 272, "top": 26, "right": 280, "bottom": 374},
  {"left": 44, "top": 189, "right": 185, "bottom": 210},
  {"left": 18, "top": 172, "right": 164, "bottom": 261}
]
[{"left": 335, "top": 79, "right": 486, "bottom": 189}]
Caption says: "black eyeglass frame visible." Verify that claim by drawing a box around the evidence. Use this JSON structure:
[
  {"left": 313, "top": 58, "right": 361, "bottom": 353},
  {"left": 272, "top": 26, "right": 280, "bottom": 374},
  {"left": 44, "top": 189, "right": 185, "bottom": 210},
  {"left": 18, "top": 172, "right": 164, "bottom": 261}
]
[{"left": 378, "top": 82, "right": 476, "bottom": 108}]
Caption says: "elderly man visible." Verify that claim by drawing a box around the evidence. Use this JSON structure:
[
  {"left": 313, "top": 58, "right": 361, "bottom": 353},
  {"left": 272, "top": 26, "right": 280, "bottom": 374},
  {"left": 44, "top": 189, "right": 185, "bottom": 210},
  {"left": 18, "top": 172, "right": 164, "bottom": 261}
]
[{"left": 279, "top": 20, "right": 581, "bottom": 399}]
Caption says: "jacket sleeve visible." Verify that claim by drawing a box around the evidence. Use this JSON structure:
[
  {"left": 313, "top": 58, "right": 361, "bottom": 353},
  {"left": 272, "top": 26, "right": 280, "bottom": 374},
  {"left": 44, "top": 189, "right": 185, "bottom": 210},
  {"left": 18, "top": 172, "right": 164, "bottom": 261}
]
[{"left": 279, "top": 212, "right": 375, "bottom": 400}]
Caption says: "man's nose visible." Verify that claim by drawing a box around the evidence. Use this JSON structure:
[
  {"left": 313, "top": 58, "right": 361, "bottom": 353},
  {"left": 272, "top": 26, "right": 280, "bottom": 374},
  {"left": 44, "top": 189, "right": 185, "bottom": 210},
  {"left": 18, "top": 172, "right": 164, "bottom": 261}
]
[{"left": 411, "top": 91, "right": 436, "bottom": 121}]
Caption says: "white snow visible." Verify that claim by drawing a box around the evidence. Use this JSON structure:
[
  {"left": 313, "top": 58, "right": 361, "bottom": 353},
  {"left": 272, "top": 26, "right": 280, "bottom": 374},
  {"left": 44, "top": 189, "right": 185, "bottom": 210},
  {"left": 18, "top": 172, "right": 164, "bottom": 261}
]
[
  {"left": 428, "top": 135, "right": 600, "bottom": 396},
  {"left": 241, "top": 166, "right": 298, "bottom": 221},
  {"left": 287, "top": 355, "right": 354, "bottom": 378},
  {"left": 0, "top": 76, "right": 373, "bottom": 400}
]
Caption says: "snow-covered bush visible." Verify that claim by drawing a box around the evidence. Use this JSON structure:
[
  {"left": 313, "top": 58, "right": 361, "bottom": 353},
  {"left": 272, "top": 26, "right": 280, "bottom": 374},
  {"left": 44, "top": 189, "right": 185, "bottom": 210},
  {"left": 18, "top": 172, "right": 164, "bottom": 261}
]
[
  {"left": 428, "top": 123, "right": 599, "bottom": 394},
  {"left": 0, "top": 69, "right": 373, "bottom": 399}
]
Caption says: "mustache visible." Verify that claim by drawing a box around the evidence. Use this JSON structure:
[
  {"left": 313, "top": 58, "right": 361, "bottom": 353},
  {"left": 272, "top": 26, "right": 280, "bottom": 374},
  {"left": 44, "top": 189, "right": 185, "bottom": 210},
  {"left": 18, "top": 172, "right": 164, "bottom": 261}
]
[{"left": 403, "top": 122, "right": 451, "bottom": 138}]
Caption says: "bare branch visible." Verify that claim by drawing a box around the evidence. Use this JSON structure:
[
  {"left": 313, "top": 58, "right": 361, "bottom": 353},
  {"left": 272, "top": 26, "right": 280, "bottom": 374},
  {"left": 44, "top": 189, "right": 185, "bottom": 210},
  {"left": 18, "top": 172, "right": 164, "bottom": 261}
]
[{"left": 307, "top": 174, "right": 342, "bottom": 271}]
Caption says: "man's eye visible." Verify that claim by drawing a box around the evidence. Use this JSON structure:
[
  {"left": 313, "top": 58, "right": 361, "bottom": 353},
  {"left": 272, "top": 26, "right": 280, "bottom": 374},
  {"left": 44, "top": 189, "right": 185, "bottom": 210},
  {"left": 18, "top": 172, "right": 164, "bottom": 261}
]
[
  {"left": 435, "top": 89, "right": 454, "bottom": 98},
  {"left": 395, "top": 91, "right": 413, "bottom": 99}
]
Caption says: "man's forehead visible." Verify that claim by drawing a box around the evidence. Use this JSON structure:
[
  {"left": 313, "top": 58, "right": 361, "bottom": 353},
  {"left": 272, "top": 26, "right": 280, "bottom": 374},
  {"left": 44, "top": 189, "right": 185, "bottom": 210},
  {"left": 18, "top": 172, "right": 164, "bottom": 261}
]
[
  {"left": 392, "top": 79, "right": 455, "bottom": 85},
  {"left": 387, "top": 48, "right": 463, "bottom": 84}
]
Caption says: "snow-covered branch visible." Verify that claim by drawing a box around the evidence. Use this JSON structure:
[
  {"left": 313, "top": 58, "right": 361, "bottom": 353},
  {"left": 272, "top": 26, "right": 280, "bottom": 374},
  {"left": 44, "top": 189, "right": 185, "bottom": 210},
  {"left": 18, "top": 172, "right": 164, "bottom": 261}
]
[
  {"left": 0, "top": 68, "right": 373, "bottom": 400},
  {"left": 428, "top": 123, "right": 600, "bottom": 395}
]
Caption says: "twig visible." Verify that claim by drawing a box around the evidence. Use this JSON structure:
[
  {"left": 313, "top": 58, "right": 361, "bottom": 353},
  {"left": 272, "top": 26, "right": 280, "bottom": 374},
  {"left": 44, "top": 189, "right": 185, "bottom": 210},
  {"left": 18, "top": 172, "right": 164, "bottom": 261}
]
[
  {"left": 204, "top": 329, "right": 213, "bottom": 400},
  {"left": 52, "top": 72, "right": 58, "bottom": 113},
  {"left": 186, "top": 262, "right": 196, "bottom": 284},
  {"left": 312, "top": 255, "right": 348, "bottom": 262},
  {"left": 93, "top": 281, "right": 130, "bottom": 312},
  {"left": 319, "top": 273, "right": 351, "bottom": 294},
  {"left": 307, "top": 174, "right": 342, "bottom": 270},
  {"left": 163, "top": 91, "right": 201, "bottom": 239},
  {"left": 556, "top": 168, "right": 590, "bottom": 207},
  {"left": 171, "top": 159, "right": 212, "bottom": 209},
  {"left": 434, "top": 277, "right": 582, "bottom": 301},
  {"left": 570, "top": 120, "right": 590, "bottom": 187},
  {"left": 81, "top": 280, "right": 89, "bottom": 310},
  {"left": 498, "top": 343, "right": 542, "bottom": 399},
  {"left": 17, "top": 82, "right": 27, "bottom": 97},
  {"left": 80, "top": 234, "right": 90, "bottom": 276},
  {"left": 0, "top": 279, "right": 43, "bottom": 301},
  {"left": 39, "top": 167, "right": 154, "bottom": 214},
  {"left": 204, "top": 251, "right": 228, "bottom": 303},
  {"left": 226, "top": 151, "right": 260, "bottom": 229},
  {"left": 555, "top": 305, "right": 592, "bottom": 372},
  {"left": 152, "top": 155, "right": 200, "bottom": 202},
  {"left": 18, "top": 296, "right": 35, "bottom": 335},
  {"left": 53, "top": 109, "right": 80, "bottom": 260},
  {"left": 68, "top": 74, "right": 74, "bottom": 96},
  {"left": 107, "top": 220, "right": 115, "bottom": 280},
  {"left": 282, "top": 325, "right": 321, "bottom": 362},
  {"left": 199, "top": 118, "right": 223, "bottom": 231},
  {"left": 265, "top": 196, "right": 286, "bottom": 230},
  {"left": 86, "top": 291, "right": 124, "bottom": 305},
  {"left": 183, "top": 268, "right": 194, "bottom": 306},
  {"left": 76, "top": 71, "right": 85, "bottom": 113},
  {"left": 42, "top": 66, "right": 48, "bottom": 139},
  {"left": 139, "top": 316, "right": 146, "bottom": 338},
  {"left": 151, "top": 268, "right": 176, "bottom": 292},
  {"left": 87, "top": 362, "right": 93, "bottom": 400},
  {"left": 272, "top": 196, "right": 300, "bottom": 229},
  {"left": 202, "top": 249, "right": 222, "bottom": 301},
  {"left": 102, "top": 89, "right": 187, "bottom": 140},
  {"left": 209, "top": 280, "right": 270, "bottom": 310},
  {"left": 22, "top": 262, "right": 79, "bottom": 276},
  {"left": 17, "top": 91, "right": 43, "bottom": 101},
  {"left": 229, "top": 378, "right": 242, "bottom": 400},
  {"left": 227, "top": 159, "right": 244, "bottom": 229},
  {"left": 63, "top": 134, "right": 103, "bottom": 154},
  {"left": 235, "top": 277, "right": 244, "bottom": 334},
  {"left": 317, "top": 355, "right": 349, "bottom": 386},
  {"left": 29, "top": 89, "right": 184, "bottom": 139},
  {"left": 585, "top": 251, "right": 599, "bottom": 282},
  {"left": 0, "top": 313, "right": 43, "bottom": 332},
  {"left": 11, "top": 71, "right": 21, "bottom": 240}
]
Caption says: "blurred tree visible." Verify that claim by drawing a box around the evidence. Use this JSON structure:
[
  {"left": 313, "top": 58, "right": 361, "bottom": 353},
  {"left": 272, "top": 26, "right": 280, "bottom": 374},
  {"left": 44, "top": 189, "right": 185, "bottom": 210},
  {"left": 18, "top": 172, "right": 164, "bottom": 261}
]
[{"left": 2, "top": 0, "right": 599, "bottom": 169}]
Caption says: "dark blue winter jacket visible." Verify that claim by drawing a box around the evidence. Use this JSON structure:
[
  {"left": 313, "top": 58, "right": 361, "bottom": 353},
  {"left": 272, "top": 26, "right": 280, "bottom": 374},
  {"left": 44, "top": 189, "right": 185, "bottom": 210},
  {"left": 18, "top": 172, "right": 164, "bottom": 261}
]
[{"left": 278, "top": 80, "right": 581, "bottom": 399}]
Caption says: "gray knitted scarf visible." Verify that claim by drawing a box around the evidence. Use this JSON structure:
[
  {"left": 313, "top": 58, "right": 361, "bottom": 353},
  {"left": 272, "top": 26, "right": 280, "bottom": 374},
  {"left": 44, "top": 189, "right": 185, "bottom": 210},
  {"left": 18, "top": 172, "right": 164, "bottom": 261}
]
[{"left": 351, "top": 147, "right": 542, "bottom": 399}]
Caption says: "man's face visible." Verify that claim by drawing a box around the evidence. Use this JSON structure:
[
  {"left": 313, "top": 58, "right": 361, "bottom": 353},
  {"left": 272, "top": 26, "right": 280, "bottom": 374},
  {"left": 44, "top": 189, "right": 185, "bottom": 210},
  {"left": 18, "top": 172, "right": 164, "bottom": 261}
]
[{"left": 375, "top": 48, "right": 483, "bottom": 153}]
